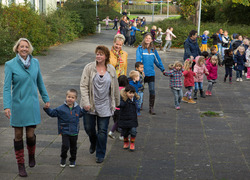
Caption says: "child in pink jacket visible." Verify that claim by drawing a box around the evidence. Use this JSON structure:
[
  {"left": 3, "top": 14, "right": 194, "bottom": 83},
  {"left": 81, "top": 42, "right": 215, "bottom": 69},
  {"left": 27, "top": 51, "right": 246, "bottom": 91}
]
[
  {"left": 206, "top": 56, "right": 218, "bottom": 96},
  {"left": 193, "top": 56, "right": 209, "bottom": 99}
]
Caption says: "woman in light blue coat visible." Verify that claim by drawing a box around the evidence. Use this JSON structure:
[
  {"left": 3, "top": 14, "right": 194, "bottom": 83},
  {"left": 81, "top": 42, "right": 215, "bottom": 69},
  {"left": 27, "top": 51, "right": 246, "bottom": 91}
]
[{"left": 3, "top": 38, "right": 50, "bottom": 177}]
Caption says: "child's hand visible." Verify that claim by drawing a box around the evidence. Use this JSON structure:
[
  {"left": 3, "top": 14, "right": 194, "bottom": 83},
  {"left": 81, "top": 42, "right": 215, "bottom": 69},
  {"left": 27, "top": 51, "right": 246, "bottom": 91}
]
[
  {"left": 235, "top": 63, "right": 237, "bottom": 66},
  {"left": 44, "top": 102, "right": 50, "bottom": 109},
  {"left": 84, "top": 105, "right": 91, "bottom": 111},
  {"left": 205, "top": 72, "right": 209, "bottom": 75},
  {"left": 142, "top": 72, "right": 145, "bottom": 77}
]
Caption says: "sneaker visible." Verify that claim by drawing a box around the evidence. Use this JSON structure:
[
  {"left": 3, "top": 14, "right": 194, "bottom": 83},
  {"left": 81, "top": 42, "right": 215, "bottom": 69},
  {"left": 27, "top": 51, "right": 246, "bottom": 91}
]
[
  {"left": 69, "top": 161, "right": 76, "bottom": 168},
  {"left": 205, "top": 91, "right": 210, "bottom": 96},
  {"left": 240, "top": 78, "right": 243, "bottom": 82},
  {"left": 108, "top": 131, "right": 115, "bottom": 139},
  {"left": 236, "top": 78, "right": 240, "bottom": 82},
  {"left": 176, "top": 106, "right": 180, "bottom": 110},
  {"left": 209, "top": 91, "right": 212, "bottom": 96},
  {"left": 96, "top": 157, "right": 104, "bottom": 163},
  {"left": 119, "top": 136, "right": 124, "bottom": 141},
  {"left": 187, "top": 98, "right": 196, "bottom": 104},
  {"left": 137, "top": 112, "right": 141, "bottom": 117},
  {"left": 182, "top": 96, "right": 188, "bottom": 103},
  {"left": 60, "top": 158, "right": 66, "bottom": 167}
]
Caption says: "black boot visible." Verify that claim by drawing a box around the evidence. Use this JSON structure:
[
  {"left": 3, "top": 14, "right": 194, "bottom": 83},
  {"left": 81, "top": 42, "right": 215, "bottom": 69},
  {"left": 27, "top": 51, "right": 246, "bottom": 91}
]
[
  {"left": 27, "top": 135, "right": 36, "bottom": 167},
  {"left": 14, "top": 139, "right": 27, "bottom": 177},
  {"left": 193, "top": 90, "right": 198, "bottom": 99},
  {"left": 224, "top": 76, "right": 227, "bottom": 82},
  {"left": 200, "top": 90, "right": 206, "bottom": 98},
  {"left": 149, "top": 94, "right": 156, "bottom": 115}
]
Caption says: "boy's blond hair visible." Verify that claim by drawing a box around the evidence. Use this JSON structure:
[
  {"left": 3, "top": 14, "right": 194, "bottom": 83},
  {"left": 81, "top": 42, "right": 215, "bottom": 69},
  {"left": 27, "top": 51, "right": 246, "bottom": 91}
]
[
  {"left": 210, "top": 55, "right": 218, "bottom": 65},
  {"left": 129, "top": 70, "right": 139, "bottom": 79},
  {"left": 183, "top": 59, "right": 192, "bottom": 71},
  {"left": 152, "top": 25, "right": 157, "bottom": 30},
  {"left": 66, "top": 89, "right": 78, "bottom": 98},
  {"left": 203, "top": 30, "right": 209, "bottom": 35}
]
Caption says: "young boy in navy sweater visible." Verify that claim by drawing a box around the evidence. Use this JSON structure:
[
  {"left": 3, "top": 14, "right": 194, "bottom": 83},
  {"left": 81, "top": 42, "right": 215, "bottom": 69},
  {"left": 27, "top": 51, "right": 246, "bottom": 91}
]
[{"left": 43, "top": 89, "right": 85, "bottom": 168}]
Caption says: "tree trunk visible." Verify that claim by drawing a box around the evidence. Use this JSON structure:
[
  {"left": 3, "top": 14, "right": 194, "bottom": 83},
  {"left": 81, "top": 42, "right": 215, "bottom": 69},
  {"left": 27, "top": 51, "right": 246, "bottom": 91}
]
[
  {"left": 107, "top": 0, "right": 109, "bottom": 6},
  {"left": 193, "top": 1, "right": 199, "bottom": 26}
]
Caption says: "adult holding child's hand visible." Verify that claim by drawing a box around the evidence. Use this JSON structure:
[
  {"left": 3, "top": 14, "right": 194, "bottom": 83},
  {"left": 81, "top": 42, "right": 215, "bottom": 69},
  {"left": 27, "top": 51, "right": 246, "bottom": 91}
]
[
  {"left": 3, "top": 38, "right": 50, "bottom": 177},
  {"left": 80, "top": 45, "right": 120, "bottom": 164},
  {"left": 136, "top": 33, "right": 165, "bottom": 115}
]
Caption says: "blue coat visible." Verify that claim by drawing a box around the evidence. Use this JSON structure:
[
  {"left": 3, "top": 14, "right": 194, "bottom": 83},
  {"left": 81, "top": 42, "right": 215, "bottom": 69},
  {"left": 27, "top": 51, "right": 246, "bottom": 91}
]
[
  {"left": 234, "top": 51, "right": 246, "bottom": 71},
  {"left": 183, "top": 37, "right": 201, "bottom": 61},
  {"left": 136, "top": 45, "right": 165, "bottom": 77},
  {"left": 128, "top": 77, "right": 142, "bottom": 93},
  {"left": 3, "top": 55, "right": 50, "bottom": 127},
  {"left": 43, "top": 102, "right": 84, "bottom": 135}
]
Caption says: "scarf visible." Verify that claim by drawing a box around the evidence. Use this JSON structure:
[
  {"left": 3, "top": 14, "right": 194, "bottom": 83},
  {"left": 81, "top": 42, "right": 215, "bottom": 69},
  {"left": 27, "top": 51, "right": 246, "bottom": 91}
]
[
  {"left": 111, "top": 46, "right": 124, "bottom": 77},
  {"left": 18, "top": 54, "right": 31, "bottom": 69}
]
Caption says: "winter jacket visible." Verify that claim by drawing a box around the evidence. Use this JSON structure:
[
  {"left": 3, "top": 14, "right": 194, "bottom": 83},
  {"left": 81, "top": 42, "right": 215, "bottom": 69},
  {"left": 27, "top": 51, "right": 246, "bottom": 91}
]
[
  {"left": 165, "top": 29, "right": 176, "bottom": 41},
  {"left": 234, "top": 51, "right": 246, "bottom": 71},
  {"left": 136, "top": 45, "right": 165, "bottom": 77},
  {"left": 183, "top": 69, "right": 196, "bottom": 87},
  {"left": 210, "top": 33, "right": 220, "bottom": 45},
  {"left": 163, "top": 69, "right": 183, "bottom": 88},
  {"left": 155, "top": 32, "right": 165, "bottom": 43},
  {"left": 3, "top": 55, "right": 50, "bottom": 127},
  {"left": 130, "top": 26, "right": 140, "bottom": 36},
  {"left": 109, "top": 49, "right": 128, "bottom": 76},
  {"left": 151, "top": 29, "right": 156, "bottom": 41},
  {"left": 200, "top": 34, "right": 209, "bottom": 44},
  {"left": 183, "top": 37, "right": 201, "bottom": 61},
  {"left": 193, "top": 56, "right": 208, "bottom": 82},
  {"left": 232, "top": 40, "right": 242, "bottom": 51},
  {"left": 80, "top": 61, "right": 120, "bottom": 114},
  {"left": 128, "top": 77, "right": 143, "bottom": 93},
  {"left": 43, "top": 102, "right": 84, "bottom": 135},
  {"left": 222, "top": 35, "right": 230, "bottom": 48},
  {"left": 118, "top": 89, "right": 138, "bottom": 129},
  {"left": 222, "top": 55, "right": 234, "bottom": 67},
  {"left": 206, "top": 61, "right": 218, "bottom": 80}
]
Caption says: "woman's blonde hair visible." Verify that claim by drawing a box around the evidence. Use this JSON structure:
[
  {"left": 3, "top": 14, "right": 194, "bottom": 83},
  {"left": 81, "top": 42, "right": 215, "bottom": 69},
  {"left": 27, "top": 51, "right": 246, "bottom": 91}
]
[
  {"left": 210, "top": 55, "right": 218, "bottom": 65},
  {"left": 183, "top": 59, "right": 192, "bottom": 71},
  {"left": 114, "top": 34, "right": 125, "bottom": 43},
  {"left": 13, "top": 38, "right": 33, "bottom": 54},
  {"left": 129, "top": 70, "right": 139, "bottom": 79},
  {"left": 173, "top": 61, "right": 183, "bottom": 69}
]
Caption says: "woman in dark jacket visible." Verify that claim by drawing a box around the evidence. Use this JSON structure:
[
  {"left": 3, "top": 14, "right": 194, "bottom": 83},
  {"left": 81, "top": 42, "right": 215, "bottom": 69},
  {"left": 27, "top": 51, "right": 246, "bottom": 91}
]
[
  {"left": 183, "top": 30, "right": 201, "bottom": 61},
  {"left": 118, "top": 85, "right": 139, "bottom": 151}
]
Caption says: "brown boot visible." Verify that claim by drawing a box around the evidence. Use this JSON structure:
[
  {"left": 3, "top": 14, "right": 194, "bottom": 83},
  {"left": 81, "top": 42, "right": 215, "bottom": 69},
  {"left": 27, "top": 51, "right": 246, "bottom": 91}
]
[
  {"left": 14, "top": 139, "right": 27, "bottom": 177},
  {"left": 27, "top": 135, "right": 36, "bottom": 167},
  {"left": 187, "top": 98, "right": 196, "bottom": 104},
  {"left": 149, "top": 94, "right": 156, "bottom": 115}
]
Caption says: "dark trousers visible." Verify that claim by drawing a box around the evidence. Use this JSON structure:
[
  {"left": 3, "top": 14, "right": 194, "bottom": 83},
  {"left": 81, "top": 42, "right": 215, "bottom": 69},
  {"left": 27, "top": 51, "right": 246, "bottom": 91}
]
[
  {"left": 225, "top": 66, "right": 232, "bottom": 78},
  {"left": 130, "top": 35, "right": 136, "bottom": 45},
  {"left": 113, "top": 23, "right": 118, "bottom": 30},
  {"left": 61, "top": 134, "right": 78, "bottom": 162},
  {"left": 121, "top": 127, "right": 137, "bottom": 138}
]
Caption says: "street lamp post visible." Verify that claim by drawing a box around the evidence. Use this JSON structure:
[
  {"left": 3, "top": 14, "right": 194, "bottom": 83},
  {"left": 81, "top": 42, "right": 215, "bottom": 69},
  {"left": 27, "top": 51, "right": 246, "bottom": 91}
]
[
  {"left": 152, "top": 0, "right": 155, "bottom": 22},
  {"left": 96, "top": 0, "right": 98, "bottom": 17},
  {"left": 197, "top": 0, "right": 202, "bottom": 35},
  {"left": 167, "top": 0, "right": 169, "bottom": 18}
]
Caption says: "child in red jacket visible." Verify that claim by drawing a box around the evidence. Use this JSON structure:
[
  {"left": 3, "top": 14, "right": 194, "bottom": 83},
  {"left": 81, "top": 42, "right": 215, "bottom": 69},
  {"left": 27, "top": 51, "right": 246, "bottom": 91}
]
[{"left": 182, "top": 59, "right": 196, "bottom": 104}]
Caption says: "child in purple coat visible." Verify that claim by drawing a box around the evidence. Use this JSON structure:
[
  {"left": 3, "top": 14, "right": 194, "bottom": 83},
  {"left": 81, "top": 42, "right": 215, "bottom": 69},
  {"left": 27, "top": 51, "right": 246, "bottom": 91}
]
[{"left": 206, "top": 56, "right": 218, "bottom": 96}]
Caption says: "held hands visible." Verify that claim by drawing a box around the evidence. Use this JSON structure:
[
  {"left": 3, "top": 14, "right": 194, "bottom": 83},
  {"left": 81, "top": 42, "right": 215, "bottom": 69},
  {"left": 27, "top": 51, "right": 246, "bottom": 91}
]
[
  {"left": 84, "top": 105, "right": 91, "bottom": 111},
  {"left": 4, "top": 109, "right": 11, "bottom": 119},
  {"left": 44, "top": 102, "right": 50, "bottom": 109}
]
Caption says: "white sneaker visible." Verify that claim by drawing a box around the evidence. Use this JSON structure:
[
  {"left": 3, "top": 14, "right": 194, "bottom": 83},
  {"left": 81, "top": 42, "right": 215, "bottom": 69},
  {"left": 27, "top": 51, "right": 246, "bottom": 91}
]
[
  {"left": 236, "top": 78, "right": 240, "bottom": 82},
  {"left": 245, "top": 73, "right": 247, "bottom": 76},
  {"left": 240, "top": 78, "right": 243, "bottom": 82},
  {"left": 119, "top": 136, "right": 124, "bottom": 141},
  {"left": 108, "top": 131, "right": 115, "bottom": 139}
]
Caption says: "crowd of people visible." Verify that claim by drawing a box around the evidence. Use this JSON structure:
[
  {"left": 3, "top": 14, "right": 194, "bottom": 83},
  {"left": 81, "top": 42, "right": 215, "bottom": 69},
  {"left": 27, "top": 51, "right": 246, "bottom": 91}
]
[{"left": 3, "top": 13, "right": 250, "bottom": 178}]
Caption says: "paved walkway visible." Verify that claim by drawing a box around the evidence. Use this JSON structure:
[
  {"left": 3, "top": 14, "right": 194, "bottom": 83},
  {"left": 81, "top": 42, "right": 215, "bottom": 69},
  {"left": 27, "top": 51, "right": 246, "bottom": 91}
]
[{"left": 0, "top": 29, "right": 250, "bottom": 180}]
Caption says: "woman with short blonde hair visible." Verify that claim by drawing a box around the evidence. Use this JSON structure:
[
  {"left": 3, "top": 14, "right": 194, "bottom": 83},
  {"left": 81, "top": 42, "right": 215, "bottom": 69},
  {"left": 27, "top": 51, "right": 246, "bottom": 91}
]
[{"left": 110, "top": 34, "right": 128, "bottom": 77}]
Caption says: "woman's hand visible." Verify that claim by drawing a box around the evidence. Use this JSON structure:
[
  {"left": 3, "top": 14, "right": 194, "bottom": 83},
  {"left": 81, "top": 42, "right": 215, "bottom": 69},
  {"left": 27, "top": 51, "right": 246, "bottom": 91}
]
[
  {"left": 44, "top": 102, "right": 50, "bottom": 108},
  {"left": 4, "top": 109, "right": 11, "bottom": 119},
  {"left": 84, "top": 105, "right": 91, "bottom": 111}
]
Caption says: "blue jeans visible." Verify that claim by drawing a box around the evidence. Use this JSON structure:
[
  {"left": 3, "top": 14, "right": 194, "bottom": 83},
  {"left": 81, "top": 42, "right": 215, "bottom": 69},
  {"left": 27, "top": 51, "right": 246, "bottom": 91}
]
[
  {"left": 147, "top": 81, "right": 155, "bottom": 95},
  {"left": 121, "top": 127, "right": 137, "bottom": 137},
  {"left": 217, "top": 43, "right": 222, "bottom": 55},
  {"left": 194, "top": 82, "right": 203, "bottom": 90},
  {"left": 236, "top": 70, "right": 242, "bottom": 78},
  {"left": 171, "top": 88, "right": 183, "bottom": 108},
  {"left": 137, "top": 92, "right": 144, "bottom": 109},
  {"left": 83, "top": 114, "right": 110, "bottom": 159}
]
